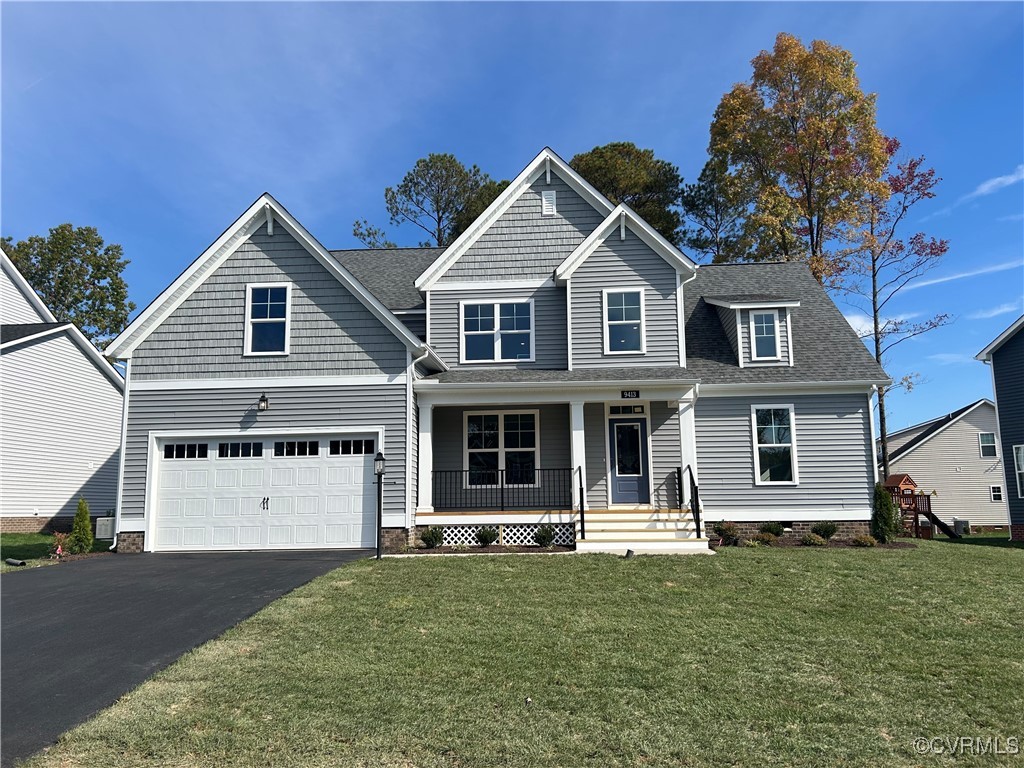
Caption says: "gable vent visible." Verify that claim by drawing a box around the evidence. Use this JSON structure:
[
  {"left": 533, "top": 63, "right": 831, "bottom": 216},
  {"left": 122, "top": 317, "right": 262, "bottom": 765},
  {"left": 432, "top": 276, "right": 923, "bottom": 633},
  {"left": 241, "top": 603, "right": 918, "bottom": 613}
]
[{"left": 541, "top": 190, "right": 557, "bottom": 217}]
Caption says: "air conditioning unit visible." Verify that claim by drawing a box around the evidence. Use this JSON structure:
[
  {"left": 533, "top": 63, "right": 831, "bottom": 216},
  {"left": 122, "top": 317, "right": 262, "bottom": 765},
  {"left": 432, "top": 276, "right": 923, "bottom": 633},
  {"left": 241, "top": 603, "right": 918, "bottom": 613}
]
[
  {"left": 95, "top": 517, "right": 115, "bottom": 540},
  {"left": 953, "top": 519, "right": 971, "bottom": 536}
]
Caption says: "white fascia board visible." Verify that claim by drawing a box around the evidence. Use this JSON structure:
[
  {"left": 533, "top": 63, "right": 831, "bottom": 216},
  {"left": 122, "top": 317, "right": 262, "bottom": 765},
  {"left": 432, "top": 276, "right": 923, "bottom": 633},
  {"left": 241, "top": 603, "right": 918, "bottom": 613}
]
[
  {"left": 414, "top": 379, "right": 697, "bottom": 407},
  {"left": 103, "top": 193, "right": 447, "bottom": 372},
  {"left": 699, "top": 508, "right": 872, "bottom": 522},
  {"left": 887, "top": 399, "right": 994, "bottom": 464},
  {"left": 555, "top": 204, "right": 698, "bottom": 283},
  {"left": 413, "top": 148, "right": 616, "bottom": 291},
  {"left": 975, "top": 314, "right": 1024, "bottom": 361},
  {"left": 131, "top": 374, "right": 406, "bottom": 391},
  {"left": 0, "top": 247, "right": 58, "bottom": 322},
  {"left": 704, "top": 298, "right": 801, "bottom": 310},
  {"left": 700, "top": 380, "right": 887, "bottom": 396},
  {"left": 1, "top": 323, "right": 124, "bottom": 392}
]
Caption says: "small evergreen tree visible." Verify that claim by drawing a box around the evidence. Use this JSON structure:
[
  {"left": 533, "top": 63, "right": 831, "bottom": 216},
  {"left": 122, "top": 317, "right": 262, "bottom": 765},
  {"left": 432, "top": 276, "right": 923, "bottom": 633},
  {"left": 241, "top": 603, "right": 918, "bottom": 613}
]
[
  {"left": 68, "top": 497, "right": 94, "bottom": 554},
  {"left": 871, "top": 483, "right": 900, "bottom": 544}
]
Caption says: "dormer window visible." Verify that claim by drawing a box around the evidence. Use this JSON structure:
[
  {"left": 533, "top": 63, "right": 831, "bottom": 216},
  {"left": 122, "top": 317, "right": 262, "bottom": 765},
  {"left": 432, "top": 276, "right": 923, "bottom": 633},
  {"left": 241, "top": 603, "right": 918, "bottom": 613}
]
[
  {"left": 245, "top": 283, "right": 291, "bottom": 355},
  {"left": 541, "top": 190, "right": 557, "bottom": 216},
  {"left": 751, "top": 310, "right": 780, "bottom": 361}
]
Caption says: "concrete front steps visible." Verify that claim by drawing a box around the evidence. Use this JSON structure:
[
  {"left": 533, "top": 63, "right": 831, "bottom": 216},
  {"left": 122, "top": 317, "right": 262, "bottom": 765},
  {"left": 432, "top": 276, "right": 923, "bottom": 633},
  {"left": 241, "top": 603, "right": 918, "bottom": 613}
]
[{"left": 575, "top": 509, "right": 713, "bottom": 555}]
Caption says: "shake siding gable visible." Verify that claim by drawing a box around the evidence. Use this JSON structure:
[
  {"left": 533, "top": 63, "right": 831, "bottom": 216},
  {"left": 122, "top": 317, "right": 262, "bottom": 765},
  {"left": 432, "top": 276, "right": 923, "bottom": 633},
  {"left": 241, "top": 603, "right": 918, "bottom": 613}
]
[
  {"left": 427, "top": 285, "right": 568, "bottom": 369},
  {"left": 695, "top": 393, "right": 874, "bottom": 518},
  {"left": 131, "top": 227, "right": 407, "bottom": 380},
  {"left": 570, "top": 229, "right": 679, "bottom": 368},
  {"left": 439, "top": 174, "right": 606, "bottom": 282}
]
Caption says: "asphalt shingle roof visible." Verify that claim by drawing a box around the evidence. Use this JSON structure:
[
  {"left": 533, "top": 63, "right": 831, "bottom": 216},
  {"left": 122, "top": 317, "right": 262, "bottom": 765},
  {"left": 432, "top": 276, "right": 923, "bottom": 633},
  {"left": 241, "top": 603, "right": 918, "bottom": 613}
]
[
  {"left": 703, "top": 293, "right": 795, "bottom": 303},
  {"left": 1, "top": 322, "right": 67, "bottom": 345},
  {"left": 427, "top": 367, "right": 697, "bottom": 385},
  {"left": 332, "top": 247, "right": 442, "bottom": 311}
]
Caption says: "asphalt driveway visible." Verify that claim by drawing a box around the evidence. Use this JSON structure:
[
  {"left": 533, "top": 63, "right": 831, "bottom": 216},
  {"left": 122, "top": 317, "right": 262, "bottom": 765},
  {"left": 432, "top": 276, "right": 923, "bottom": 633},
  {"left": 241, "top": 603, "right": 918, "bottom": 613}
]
[{"left": 1, "top": 549, "right": 370, "bottom": 766}]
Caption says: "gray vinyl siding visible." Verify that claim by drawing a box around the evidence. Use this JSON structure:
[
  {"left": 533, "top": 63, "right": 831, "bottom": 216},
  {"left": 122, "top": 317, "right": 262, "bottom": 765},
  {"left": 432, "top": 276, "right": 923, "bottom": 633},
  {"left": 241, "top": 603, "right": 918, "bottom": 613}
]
[
  {"left": 131, "top": 226, "right": 407, "bottom": 380},
  {"left": 738, "top": 308, "right": 792, "bottom": 366},
  {"left": 122, "top": 384, "right": 409, "bottom": 527},
  {"left": 396, "top": 313, "right": 426, "bottom": 342},
  {"left": 695, "top": 393, "right": 874, "bottom": 518},
  {"left": 889, "top": 403, "right": 1010, "bottom": 526},
  {"left": 570, "top": 229, "right": 679, "bottom": 368},
  {"left": 716, "top": 306, "right": 739, "bottom": 359},
  {"left": 1, "top": 263, "right": 49, "bottom": 323},
  {"left": 427, "top": 285, "right": 568, "bottom": 369},
  {"left": 992, "top": 329, "right": 1024, "bottom": 525},
  {"left": 1, "top": 333, "right": 122, "bottom": 517},
  {"left": 584, "top": 403, "right": 607, "bottom": 505},
  {"left": 440, "top": 174, "right": 606, "bottom": 281}
]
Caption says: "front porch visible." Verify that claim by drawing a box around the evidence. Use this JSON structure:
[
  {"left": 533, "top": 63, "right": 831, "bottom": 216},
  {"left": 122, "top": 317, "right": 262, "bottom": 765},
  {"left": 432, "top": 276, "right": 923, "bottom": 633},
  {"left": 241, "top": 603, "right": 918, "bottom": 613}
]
[{"left": 414, "top": 380, "right": 710, "bottom": 553}]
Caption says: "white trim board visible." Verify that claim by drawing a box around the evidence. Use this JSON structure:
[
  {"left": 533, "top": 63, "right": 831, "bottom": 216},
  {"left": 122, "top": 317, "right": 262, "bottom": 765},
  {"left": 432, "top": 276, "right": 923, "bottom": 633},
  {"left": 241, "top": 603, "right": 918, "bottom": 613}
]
[
  {"left": 555, "top": 203, "right": 697, "bottom": 282},
  {"left": 414, "top": 148, "right": 615, "bottom": 290},
  {"left": 704, "top": 297, "right": 801, "bottom": 310},
  {"left": 104, "top": 194, "right": 447, "bottom": 372},
  {"left": 700, "top": 508, "right": 872, "bottom": 522}
]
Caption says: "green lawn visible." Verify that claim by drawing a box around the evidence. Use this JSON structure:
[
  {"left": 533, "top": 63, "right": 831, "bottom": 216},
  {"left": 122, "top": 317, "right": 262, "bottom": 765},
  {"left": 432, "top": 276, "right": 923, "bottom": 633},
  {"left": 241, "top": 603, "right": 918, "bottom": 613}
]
[
  {"left": 26, "top": 540, "right": 1023, "bottom": 768},
  {"left": 1, "top": 532, "right": 109, "bottom": 572}
]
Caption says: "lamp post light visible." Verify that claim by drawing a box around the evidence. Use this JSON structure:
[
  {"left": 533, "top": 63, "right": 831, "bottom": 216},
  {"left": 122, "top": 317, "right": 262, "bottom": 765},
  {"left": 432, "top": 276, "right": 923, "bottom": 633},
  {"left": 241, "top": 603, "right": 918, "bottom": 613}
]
[{"left": 374, "top": 451, "right": 386, "bottom": 560}]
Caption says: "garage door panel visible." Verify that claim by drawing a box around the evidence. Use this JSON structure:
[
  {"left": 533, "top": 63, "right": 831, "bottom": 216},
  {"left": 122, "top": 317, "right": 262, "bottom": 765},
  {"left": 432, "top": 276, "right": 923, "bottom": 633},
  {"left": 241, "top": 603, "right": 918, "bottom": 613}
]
[{"left": 154, "top": 434, "right": 377, "bottom": 552}]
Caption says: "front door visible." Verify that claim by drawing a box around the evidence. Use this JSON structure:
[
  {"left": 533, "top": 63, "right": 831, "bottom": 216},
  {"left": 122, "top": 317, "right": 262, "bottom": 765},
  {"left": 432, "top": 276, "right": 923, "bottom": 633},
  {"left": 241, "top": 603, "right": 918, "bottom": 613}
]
[{"left": 608, "top": 418, "right": 650, "bottom": 504}]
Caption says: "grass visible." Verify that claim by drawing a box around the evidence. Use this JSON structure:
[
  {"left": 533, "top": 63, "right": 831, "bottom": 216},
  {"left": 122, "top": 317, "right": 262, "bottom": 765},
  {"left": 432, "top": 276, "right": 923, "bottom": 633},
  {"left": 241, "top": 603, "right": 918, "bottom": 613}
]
[
  {"left": 1, "top": 532, "right": 109, "bottom": 572},
  {"left": 25, "top": 541, "right": 1023, "bottom": 768}
]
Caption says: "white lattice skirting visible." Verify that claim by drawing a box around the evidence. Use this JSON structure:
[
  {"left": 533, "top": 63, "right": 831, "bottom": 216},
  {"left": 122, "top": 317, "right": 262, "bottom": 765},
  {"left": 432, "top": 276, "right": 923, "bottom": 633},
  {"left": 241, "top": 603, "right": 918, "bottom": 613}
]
[{"left": 441, "top": 523, "right": 575, "bottom": 547}]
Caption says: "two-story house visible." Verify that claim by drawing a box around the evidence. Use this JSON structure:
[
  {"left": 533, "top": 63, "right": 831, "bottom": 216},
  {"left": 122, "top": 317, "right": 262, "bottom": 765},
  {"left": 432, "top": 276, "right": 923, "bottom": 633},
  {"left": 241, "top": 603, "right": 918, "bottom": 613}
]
[{"left": 104, "top": 148, "right": 887, "bottom": 554}]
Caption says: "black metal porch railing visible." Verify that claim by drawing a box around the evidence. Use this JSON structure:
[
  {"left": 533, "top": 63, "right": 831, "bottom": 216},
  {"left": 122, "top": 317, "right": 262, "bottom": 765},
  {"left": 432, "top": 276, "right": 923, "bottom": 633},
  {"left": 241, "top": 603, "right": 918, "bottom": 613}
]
[
  {"left": 679, "top": 465, "right": 702, "bottom": 539},
  {"left": 433, "top": 468, "right": 574, "bottom": 511}
]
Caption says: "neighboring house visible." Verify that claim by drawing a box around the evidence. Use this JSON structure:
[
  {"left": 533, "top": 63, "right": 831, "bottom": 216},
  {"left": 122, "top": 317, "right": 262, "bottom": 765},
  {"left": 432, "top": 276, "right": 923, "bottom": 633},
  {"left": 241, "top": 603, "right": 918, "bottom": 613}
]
[
  {"left": 976, "top": 315, "right": 1024, "bottom": 541},
  {"left": 0, "top": 249, "right": 124, "bottom": 531},
  {"left": 880, "top": 399, "right": 1010, "bottom": 528},
  {"left": 104, "top": 148, "right": 887, "bottom": 554}
]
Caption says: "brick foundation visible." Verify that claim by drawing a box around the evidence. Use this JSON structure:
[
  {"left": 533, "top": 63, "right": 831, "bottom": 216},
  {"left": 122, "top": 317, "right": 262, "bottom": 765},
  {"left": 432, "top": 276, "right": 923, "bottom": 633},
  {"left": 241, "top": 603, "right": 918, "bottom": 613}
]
[
  {"left": 116, "top": 532, "right": 145, "bottom": 553},
  {"left": 1012, "top": 525, "right": 1024, "bottom": 542},
  {"left": 1, "top": 516, "right": 112, "bottom": 534},
  {"left": 710, "top": 520, "right": 871, "bottom": 539},
  {"left": 381, "top": 527, "right": 413, "bottom": 553}
]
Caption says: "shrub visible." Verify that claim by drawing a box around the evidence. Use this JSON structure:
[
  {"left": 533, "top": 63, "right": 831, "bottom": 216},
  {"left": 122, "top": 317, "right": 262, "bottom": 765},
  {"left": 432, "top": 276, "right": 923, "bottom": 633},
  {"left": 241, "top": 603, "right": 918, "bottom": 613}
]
[
  {"left": 759, "top": 521, "right": 785, "bottom": 537},
  {"left": 49, "top": 532, "right": 71, "bottom": 560},
  {"left": 476, "top": 527, "right": 499, "bottom": 547},
  {"left": 712, "top": 521, "right": 740, "bottom": 546},
  {"left": 534, "top": 524, "right": 556, "bottom": 548},
  {"left": 420, "top": 526, "right": 443, "bottom": 549},
  {"left": 852, "top": 534, "right": 877, "bottom": 548},
  {"left": 67, "top": 498, "right": 94, "bottom": 554},
  {"left": 801, "top": 532, "right": 827, "bottom": 547},
  {"left": 743, "top": 539, "right": 762, "bottom": 548},
  {"left": 871, "top": 483, "right": 901, "bottom": 543},
  {"left": 751, "top": 532, "right": 778, "bottom": 546},
  {"left": 811, "top": 521, "right": 838, "bottom": 540}
]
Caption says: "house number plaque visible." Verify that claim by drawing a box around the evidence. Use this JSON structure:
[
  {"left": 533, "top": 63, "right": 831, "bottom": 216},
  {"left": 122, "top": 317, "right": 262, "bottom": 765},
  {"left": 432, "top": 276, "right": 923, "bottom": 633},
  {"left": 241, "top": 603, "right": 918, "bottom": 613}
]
[{"left": 621, "top": 390, "right": 640, "bottom": 399}]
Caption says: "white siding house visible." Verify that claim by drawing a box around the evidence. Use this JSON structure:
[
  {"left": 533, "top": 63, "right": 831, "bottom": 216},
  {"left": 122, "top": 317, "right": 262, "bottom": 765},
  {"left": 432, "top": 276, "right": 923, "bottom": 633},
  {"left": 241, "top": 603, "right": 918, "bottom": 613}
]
[{"left": 1, "top": 249, "right": 124, "bottom": 530}]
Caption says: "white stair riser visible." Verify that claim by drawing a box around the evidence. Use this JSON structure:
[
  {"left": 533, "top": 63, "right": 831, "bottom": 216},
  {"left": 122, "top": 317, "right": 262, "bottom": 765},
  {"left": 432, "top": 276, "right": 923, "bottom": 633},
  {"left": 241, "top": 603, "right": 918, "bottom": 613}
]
[
  {"left": 576, "top": 540, "right": 713, "bottom": 555},
  {"left": 583, "top": 521, "right": 697, "bottom": 532},
  {"left": 582, "top": 529, "right": 701, "bottom": 541}
]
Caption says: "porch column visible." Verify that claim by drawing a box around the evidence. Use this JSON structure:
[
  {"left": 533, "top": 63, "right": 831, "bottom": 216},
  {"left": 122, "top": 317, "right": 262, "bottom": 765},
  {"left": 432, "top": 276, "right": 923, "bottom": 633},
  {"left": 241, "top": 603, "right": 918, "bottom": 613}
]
[
  {"left": 417, "top": 402, "right": 434, "bottom": 513},
  {"left": 570, "top": 400, "right": 588, "bottom": 510},
  {"left": 678, "top": 395, "right": 698, "bottom": 507}
]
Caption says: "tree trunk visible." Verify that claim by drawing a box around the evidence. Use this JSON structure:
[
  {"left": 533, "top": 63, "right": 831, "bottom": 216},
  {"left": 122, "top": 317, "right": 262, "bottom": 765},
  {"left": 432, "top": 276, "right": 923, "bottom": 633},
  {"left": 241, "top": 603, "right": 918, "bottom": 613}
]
[{"left": 878, "top": 387, "right": 891, "bottom": 480}]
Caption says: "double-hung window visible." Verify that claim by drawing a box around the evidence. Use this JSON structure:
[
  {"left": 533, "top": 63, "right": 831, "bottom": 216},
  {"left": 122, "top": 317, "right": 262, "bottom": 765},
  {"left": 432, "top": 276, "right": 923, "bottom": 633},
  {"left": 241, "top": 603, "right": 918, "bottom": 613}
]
[
  {"left": 246, "top": 283, "right": 291, "bottom": 355},
  {"left": 465, "top": 411, "right": 538, "bottom": 486},
  {"left": 979, "top": 432, "right": 997, "bottom": 458},
  {"left": 462, "top": 301, "right": 533, "bottom": 362},
  {"left": 750, "top": 310, "right": 780, "bottom": 360},
  {"left": 1015, "top": 445, "right": 1024, "bottom": 499},
  {"left": 752, "top": 405, "right": 798, "bottom": 484},
  {"left": 604, "top": 290, "right": 645, "bottom": 353}
]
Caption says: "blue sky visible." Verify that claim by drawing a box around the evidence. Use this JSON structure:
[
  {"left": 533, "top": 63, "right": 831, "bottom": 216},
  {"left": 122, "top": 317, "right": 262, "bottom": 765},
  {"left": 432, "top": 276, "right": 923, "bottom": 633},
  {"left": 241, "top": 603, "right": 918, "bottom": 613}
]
[{"left": 3, "top": 2, "right": 1022, "bottom": 431}]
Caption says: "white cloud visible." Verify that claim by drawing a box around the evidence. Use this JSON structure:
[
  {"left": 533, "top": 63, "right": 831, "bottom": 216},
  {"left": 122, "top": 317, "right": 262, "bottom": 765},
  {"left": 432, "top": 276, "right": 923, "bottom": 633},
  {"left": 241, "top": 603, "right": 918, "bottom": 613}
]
[
  {"left": 997, "top": 212, "right": 1024, "bottom": 222},
  {"left": 922, "top": 164, "right": 1024, "bottom": 221},
  {"left": 967, "top": 301, "right": 1022, "bottom": 320},
  {"left": 902, "top": 259, "right": 1023, "bottom": 291},
  {"left": 927, "top": 352, "right": 975, "bottom": 366}
]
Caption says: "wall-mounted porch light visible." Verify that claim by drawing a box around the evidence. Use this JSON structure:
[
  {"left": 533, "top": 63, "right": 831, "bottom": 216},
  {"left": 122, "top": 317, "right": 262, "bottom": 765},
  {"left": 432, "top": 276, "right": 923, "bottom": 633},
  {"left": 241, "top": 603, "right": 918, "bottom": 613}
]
[{"left": 257, "top": 393, "right": 270, "bottom": 412}]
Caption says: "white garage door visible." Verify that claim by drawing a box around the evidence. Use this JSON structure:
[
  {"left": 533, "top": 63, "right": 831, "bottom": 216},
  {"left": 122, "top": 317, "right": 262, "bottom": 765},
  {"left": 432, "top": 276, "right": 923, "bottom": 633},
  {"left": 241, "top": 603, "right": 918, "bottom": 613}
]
[{"left": 153, "top": 434, "right": 378, "bottom": 551}]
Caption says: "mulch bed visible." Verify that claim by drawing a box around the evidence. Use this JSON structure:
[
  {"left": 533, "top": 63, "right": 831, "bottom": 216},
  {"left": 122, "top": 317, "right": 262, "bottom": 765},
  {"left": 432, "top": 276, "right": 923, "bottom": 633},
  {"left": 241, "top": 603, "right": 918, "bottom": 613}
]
[
  {"left": 712, "top": 538, "right": 917, "bottom": 550},
  {"left": 401, "top": 545, "right": 575, "bottom": 556},
  {"left": 53, "top": 551, "right": 114, "bottom": 563}
]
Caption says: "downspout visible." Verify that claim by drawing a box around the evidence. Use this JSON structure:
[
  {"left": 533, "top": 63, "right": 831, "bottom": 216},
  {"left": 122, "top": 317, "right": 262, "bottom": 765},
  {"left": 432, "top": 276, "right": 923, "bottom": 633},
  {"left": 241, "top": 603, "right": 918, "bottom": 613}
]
[
  {"left": 110, "top": 356, "right": 131, "bottom": 551},
  {"left": 407, "top": 346, "right": 431, "bottom": 534},
  {"left": 680, "top": 269, "right": 698, "bottom": 369}
]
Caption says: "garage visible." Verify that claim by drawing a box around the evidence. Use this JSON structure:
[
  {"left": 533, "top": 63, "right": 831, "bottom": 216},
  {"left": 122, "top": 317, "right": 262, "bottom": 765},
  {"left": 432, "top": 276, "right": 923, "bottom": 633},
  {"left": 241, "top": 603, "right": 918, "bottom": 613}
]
[{"left": 152, "top": 433, "right": 378, "bottom": 551}]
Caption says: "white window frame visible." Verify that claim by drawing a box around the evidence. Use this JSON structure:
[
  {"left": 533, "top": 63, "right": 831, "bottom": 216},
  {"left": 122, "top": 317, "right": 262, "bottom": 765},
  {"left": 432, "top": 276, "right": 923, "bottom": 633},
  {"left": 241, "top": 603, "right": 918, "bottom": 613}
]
[
  {"left": 749, "top": 309, "right": 782, "bottom": 362},
  {"left": 1015, "top": 445, "right": 1024, "bottom": 499},
  {"left": 602, "top": 288, "right": 647, "bottom": 355},
  {"left": 751, "top": 404, "right": 799, "bottom": 486},
  {"left": 978, "top": 432, "right": 998, "bottom": 458},
  {"left": 244, "top": 282, "right": 292, "bottom": 356},
  {"left": 990, "top": 485, "right": 1003, "bottom": 503},
  {"left": 458, "top": 299, "right": 536, "bottom": 364},
  {"left": 463, "top": 409, "right": 541, "bottom": 488},
  {"left": 541, "top": 190, "right": 557, "bottom": 217}
]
